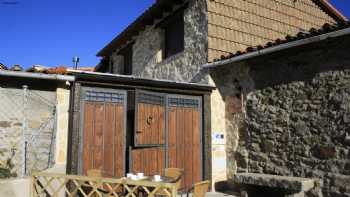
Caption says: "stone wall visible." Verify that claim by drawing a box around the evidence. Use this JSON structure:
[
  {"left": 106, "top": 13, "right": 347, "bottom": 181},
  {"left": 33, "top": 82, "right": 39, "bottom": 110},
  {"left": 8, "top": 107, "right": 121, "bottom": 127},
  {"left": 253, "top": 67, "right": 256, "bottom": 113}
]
[
  {"left": 111, "top": 0, "right": 208, "bottom": 82},
  {"left": 210, "top": 35, "right": 350, "bottom": 196}
]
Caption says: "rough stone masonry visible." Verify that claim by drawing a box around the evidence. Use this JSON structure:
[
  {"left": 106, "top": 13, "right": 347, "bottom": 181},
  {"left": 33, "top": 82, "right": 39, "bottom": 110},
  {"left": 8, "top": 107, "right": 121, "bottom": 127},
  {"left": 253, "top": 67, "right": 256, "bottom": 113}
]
[
  {"left": 210, "top": 35, "right": 350, "bottom": 197},
  {"left": 110, "top": 0, "right": 208, "bottom": 82}
]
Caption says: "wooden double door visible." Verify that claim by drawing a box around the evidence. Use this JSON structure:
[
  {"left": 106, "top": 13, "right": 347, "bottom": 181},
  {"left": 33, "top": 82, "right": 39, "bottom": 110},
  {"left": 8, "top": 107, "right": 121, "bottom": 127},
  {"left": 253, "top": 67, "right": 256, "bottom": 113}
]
[
  {"left": 81, "top": 89, "right": 202, "bottom": 190},
  {"left": 81, "top": 89, "right": 126, "bottom": 178},
  {"left": 131, "top": 91, "right": 202, "bottom": 190}
]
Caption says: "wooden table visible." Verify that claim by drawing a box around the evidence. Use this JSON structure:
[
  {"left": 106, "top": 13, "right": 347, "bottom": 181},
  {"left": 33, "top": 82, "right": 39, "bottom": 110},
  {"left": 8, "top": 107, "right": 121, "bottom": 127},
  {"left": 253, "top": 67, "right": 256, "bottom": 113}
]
[{"left": 127, "top": 176, "right": 176, "bottom": 183}]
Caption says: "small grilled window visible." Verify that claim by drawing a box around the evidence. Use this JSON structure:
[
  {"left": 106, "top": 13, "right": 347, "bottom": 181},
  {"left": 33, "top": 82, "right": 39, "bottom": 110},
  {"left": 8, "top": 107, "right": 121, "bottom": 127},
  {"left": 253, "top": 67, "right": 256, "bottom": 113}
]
[
  {"left": 85, "top": 90, "right": 124, "bottom": 103},
  {"left": 168, "top": 97, "right": 199, "bottom": 108},
  {"left": 138, "top": 92, "right": 165, "bottom": 106}
]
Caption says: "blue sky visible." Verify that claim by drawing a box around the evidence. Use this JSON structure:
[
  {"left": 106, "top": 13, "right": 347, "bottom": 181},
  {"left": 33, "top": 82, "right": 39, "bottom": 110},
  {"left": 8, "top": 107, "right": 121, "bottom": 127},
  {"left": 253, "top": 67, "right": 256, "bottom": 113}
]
[{"left": 0, "top": 0, "right": 349, "bottom": 68}]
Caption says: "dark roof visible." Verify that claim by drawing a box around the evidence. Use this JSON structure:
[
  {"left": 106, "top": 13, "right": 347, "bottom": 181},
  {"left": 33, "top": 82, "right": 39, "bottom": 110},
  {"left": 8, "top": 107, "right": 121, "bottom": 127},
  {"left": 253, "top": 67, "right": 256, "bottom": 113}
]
[
  {"left": 96, "top": 0, "right": 346, "bottom": 58},
  {"left": 97, "top": 0, "right": 187, "bottom": 57},
  {"left": 71, "top": 70, "right": 215, "bottom": 92},
  {"left": 209, "top": 21, "right": 350, "bottom": 63}
]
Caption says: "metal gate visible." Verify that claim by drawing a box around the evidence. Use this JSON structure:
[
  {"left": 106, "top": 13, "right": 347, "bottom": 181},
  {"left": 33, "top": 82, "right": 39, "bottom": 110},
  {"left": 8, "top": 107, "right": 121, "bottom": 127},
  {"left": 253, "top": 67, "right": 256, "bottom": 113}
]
[{"left": 0, "top": 85, "right": 57, "bottom": 177}]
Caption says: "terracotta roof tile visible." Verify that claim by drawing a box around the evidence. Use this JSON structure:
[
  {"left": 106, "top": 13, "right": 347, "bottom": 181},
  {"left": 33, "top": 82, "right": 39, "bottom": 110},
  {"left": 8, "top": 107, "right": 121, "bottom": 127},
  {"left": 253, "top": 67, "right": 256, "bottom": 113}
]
[{"left": 209, "top": 22, "right": 350, "bottom": 63}]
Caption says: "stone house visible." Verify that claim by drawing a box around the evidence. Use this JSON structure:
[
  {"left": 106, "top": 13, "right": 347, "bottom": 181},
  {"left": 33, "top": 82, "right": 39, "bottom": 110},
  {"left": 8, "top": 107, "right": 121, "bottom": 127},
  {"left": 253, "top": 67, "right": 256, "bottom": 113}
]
[
  {"left": 94, "top": 0, "right": 347, "bottom": 186},
  {"left": 95, "top": 0, "right": 345, "bottom": 80},
  {"left": 204, "top": 23, "right": 350, "bottom": 197}
]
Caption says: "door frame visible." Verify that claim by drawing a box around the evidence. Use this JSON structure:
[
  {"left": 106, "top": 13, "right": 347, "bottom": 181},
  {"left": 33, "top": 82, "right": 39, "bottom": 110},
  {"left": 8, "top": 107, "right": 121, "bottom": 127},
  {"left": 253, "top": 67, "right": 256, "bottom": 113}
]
[
  {"left": 78, "top": 87, "right": 127, "bottom": 176},
  {"left": 166, "top": 93, "right": 203, "bottom": 180}
]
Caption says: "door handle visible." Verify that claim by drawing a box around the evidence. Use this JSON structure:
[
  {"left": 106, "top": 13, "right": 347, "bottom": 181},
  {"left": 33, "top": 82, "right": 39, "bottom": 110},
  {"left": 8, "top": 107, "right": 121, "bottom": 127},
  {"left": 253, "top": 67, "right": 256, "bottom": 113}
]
[
  {"left": 136, "top": 131, "right": 143, "bottom": 134},
  {"left": 147, "top": 116, "right": 154, "bottom": 125}
]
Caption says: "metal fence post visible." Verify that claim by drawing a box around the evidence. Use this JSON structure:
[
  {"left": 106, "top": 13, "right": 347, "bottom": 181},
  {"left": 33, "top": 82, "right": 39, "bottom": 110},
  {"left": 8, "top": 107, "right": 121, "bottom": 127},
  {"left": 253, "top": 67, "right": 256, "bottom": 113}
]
[{"left": 22, "top": 85, "right": 28, "bottom": 177}]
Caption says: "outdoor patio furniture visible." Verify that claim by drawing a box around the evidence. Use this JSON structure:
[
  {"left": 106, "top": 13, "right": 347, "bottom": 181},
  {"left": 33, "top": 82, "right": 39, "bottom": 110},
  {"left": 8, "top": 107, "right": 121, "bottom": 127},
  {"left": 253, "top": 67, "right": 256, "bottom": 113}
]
[
  {"left": 164, "top": 168, "right": 184, "bottom": 190},
  {"left": 82, "top": 169, "right": 110, "bottom": 196},
  {"left": 128, "top": 174, "right": 178, "bottom": 196},
  {"left": 32, "top": 172, "right": 178, "bottom": 197},
  {"left": 186, "top": 180, "right": 210, "bottom": 197},
  {"left": 87, "top": 169, "right": 102, "bottom": 177}
]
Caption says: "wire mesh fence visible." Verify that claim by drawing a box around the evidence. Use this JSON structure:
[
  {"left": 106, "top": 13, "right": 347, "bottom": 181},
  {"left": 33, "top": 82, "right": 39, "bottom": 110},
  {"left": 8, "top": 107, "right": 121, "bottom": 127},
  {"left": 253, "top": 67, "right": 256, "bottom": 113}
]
[{"left": 0, "top": 85, "right": 57, "bottom": 177}]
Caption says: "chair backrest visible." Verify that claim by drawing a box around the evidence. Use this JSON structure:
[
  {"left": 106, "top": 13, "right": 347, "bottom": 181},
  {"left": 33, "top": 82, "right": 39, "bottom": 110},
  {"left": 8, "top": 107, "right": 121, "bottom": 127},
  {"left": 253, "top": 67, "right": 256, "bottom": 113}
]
[
  {"left": 193, "top": 180, "right": 210, "bottom": 197},
  {"left": 87, "top": 169, "right": 102, "bottom": 177},
  {"left": 164, "top": 168, "right": 183, "bottom": 189}
]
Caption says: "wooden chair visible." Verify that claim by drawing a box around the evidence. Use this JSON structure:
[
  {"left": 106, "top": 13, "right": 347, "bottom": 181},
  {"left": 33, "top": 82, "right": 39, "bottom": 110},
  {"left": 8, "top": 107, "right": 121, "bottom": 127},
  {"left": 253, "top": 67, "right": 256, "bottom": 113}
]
[
  {"left": 87, "top": 169, "right": 102, "bottom": 177},
  {"left": 186, "top": 180, "right": 210, "bottom": 197},
  {"left": 154, "top": 168, "right": 184, "bottom": 196},
  {"left": 164, "top": 168, "right": 184, "bottom": 190}
]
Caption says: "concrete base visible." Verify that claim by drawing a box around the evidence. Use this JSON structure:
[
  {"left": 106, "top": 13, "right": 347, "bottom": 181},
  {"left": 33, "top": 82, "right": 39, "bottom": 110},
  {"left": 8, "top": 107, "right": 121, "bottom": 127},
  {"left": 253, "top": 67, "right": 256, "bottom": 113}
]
[
  {"left": 234, "top": 173, "right": 316, "bottom": 197},
  {"left": 286, "top": 192, "right": 305, "bottom": 197},
  {"left": 0, "top": 178, "right": 31, "bottom": 197},
  {"left": 182, "top": 192, "right": 238, "bottom": 197}
]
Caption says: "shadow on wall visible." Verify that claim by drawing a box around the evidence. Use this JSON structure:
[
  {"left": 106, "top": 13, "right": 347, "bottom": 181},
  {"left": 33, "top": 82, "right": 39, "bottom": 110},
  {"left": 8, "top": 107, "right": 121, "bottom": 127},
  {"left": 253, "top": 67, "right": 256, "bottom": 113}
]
[{"left": 209, "top": 35, "right": 350, "bottom": 196}]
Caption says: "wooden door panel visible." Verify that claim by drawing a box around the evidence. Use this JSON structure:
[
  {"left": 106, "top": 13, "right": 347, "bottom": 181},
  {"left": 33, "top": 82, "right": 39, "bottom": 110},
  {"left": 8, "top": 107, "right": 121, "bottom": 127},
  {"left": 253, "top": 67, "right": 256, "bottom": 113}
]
[
  {"left": 103, "top": 104, "right": 116, "bottom": 177},
  {"left": 82, "top": 90, "right": 126, "bottom": 178},
  {"left": 192, "top": 110, "right": 201, "bottom": 183},
  {"left": 131, "top": 148, "right": 165, "bottom": 176},
  {"left": 167, "top": 96, "right": 202, "bottom": 190},
  {"left": 135, "top": 91, "right": 166, "bottom": 146},
  {"left": 158, "top": 106, "right": 165, "bottom": 145},
  {"left": 184, "top": 108, "right": 193, "bottom": 188},
  {"left": 83, "top": 103, "right": 94, "bottom": 174},
  {"left": 168, "top": 108, "right": 177, "bottom": 167},
  {"left": 136, "top": 103, "right": 165, "bottom": 145},
  {"left": 136, "top": 103, "right": 145, "bottom": 145},
  {"left": 94, "top": 104, "right": 104, "bottom": 147}
]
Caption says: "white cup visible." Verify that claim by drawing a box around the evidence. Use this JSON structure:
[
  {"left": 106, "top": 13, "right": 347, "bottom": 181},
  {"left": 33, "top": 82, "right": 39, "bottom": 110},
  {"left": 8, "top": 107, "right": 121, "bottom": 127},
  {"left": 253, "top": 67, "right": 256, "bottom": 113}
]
[
  {"left": 131, "top": 175, "right": 138, "bottom": 180},
  {"left": 127, "top": 173, "right": 133, "bottom": 178},
  {"left": 154, "top": 175, "right": 161, "bottom": 182},
  {"left": 137, "top": 172, "right": 144, "bottom": 179}
]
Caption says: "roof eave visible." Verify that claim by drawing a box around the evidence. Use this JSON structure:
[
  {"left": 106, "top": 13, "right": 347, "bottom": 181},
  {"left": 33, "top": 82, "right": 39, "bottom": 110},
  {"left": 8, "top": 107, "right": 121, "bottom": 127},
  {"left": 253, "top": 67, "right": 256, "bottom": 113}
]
[
  {"left": 316, "top": 0, "right": 348, "bottom": 22},
  {"left": 203, "top": 27, "right": 350, "bottom": 69},
  {"left": 96, "top": 0, "right": 188, "bottom": 57},
  {"left": 67, "top": 69, "right": 216, "bottom": 92}
]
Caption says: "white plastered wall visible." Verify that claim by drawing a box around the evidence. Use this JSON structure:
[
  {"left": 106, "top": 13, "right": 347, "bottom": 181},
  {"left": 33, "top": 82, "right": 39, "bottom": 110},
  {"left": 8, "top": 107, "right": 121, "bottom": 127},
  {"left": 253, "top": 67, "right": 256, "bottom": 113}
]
[{"left": 209, "top": 77, "right": 227, "bottom": 189}]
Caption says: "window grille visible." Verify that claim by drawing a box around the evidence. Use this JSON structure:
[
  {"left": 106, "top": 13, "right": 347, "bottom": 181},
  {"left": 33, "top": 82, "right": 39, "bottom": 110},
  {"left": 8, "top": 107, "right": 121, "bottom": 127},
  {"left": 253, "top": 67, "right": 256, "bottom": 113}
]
[
  {"left": 138, "top": 92, "right": 165, "bottom": 105},
  {"left": 168, "top": 97, "right": 199, "bottom": 108},
  {"left": 84, "top": 90, "right": 124, "bottom": 103}
]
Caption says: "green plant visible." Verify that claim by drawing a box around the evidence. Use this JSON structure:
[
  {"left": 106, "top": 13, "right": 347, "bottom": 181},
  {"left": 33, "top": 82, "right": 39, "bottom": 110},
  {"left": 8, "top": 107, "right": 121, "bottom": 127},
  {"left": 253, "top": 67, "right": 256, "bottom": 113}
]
[{"left": 0, "top": 151, "right": 17, "bottom": 178}]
